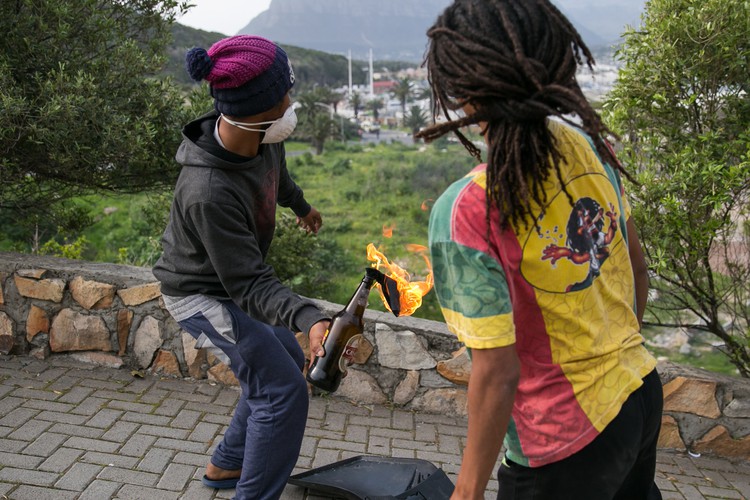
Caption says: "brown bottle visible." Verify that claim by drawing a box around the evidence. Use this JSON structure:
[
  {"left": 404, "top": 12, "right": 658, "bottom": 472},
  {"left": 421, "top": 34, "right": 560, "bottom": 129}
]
[{"left": 306, "top": 268, "right": 382, "bottom": 392}]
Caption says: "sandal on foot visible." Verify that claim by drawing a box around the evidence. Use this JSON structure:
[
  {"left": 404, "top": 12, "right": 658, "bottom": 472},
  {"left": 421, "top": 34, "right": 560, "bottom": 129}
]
[{"left": 202, "top": 475, "right": 240, "bottom": 489}]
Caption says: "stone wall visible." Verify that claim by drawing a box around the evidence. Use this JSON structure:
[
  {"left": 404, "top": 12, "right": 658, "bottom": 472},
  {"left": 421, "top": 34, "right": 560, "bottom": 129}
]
[{"left": 0, "top": 252, "right": 748, "bottom": 460}]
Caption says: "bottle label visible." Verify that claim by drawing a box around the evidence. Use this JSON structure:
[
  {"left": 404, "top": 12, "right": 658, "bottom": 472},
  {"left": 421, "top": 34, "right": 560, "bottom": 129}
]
[{"left": 338, "top": 334, "right": 363, "bottom": 373}]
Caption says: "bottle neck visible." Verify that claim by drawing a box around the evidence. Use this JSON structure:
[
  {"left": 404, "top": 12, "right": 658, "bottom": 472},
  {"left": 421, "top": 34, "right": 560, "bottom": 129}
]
[{"left": 343, "top": 275, "right": 375, "bottom": 316}]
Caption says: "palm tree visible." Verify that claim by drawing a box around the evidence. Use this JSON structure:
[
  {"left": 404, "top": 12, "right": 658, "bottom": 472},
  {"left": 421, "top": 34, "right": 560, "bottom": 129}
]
[
  {"left": 404, "top": 105, "right": 429, "bottom": 137},
  {"left": 390, "top": 77, "right": 413, "bottom": 125},
  {"left": 413, "top": 86, "right": 435, "bottom": 123},
  {"left": 367, "top": 97, "right": 384, "bottom": 123},
  {"left": 295, "top": 87, "right": 338, "bottom": 154},
  {"left": 349, "top": 91, "right": 363, "bottom": 119}
]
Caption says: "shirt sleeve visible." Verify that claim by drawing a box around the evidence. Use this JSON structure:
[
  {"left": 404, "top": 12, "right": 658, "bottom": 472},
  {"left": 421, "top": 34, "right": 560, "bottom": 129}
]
[
  {"left": 429, "top": 239, "right": 516, "bottom": 349},
  {"left": 188, "top": 200, "right": 327, "bottom": 334}
]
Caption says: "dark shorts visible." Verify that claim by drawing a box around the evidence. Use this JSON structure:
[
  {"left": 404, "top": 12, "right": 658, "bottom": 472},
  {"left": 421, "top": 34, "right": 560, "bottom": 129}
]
[{"left": 497, "top": 369, "right": 663, "bottom": 500}]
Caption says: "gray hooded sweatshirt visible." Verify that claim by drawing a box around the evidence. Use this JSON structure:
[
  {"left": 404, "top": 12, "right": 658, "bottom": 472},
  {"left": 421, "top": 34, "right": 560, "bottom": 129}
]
[{"left": 153, "top": 112, "right": 328, "bottom": 335}]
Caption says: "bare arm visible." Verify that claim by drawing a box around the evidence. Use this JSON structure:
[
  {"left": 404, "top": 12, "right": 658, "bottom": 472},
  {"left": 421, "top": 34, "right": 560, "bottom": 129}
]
[
  {"left": 452, "top": 345, "right": 520, "bottom": 500},
  {"left": 626, "top": 217, "right": 649, "bottom": 328}
]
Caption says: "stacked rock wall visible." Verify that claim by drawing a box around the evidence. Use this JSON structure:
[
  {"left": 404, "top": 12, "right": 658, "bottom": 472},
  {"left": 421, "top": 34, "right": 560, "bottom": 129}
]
[{"left": 0, "top": 252, "right": 748, "bottom": 460}]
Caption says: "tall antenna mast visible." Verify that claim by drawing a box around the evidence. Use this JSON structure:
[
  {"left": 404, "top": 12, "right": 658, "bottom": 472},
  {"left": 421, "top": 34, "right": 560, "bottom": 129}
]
[{"left": 369, "top": 48, "right": 374, "bottom": 98}]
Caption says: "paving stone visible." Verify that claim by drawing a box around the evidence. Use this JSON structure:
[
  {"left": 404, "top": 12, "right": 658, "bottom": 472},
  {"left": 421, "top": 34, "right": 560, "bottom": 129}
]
[
  {"left": 114, "top": 484, "right": 181, "bottom": 499},
  {"left": 156, "top": 463, "right": 195, "bottom": 491},
  {"left": 137, "top": 447, "right": 175, "bottom": 473},
  {"left": 21, "top": 432, "right": 67, "bottom": 456},
  {"left": 173, "top": 451, "right": 209, "bottom": 467},
  {"left": 0, "top": 438, "right": 25, "bottom": 453},
  {"left": 134, "top": 423, "right": 188, "bottom": 439},
  {"left": 70, "top": 396, "right": 108, "bottom": 416},
  {"left": 343, "top": 425, "right": 368, "bottom": 443},
  {"left": 170, "top": 408, "right": 202, "bottom": 429},
  {"left": 9, "top": 388, "right": 59, "bottom": 401},
  {"left": 369, "top": 427, "right": 413, "bottom": 440},
  {"left": 101, "top": 421, "right": 140, "bottom": 443},
  {"left": 180, "top": 480, "right": 217, "bottom": 500},
  {"left": 38, "top": 447, "right": 84, "bottom": 472},
  {"left": 55, "top": 386, "right": 94, "bottom": 404},
  {"left": 54, "top": 462, "right": 103, "bottom": 491},
  {"left": 120, "top": 411, "right": 172, "bottom": 426},
  {"left": 78, "top": 479, "right": 122, "bottom": 500},
  {"left": 90, "top": 389, "right": 138, "bottom": 401},
  {"left": 45, "top": 376, "right": 86, "bottom": 397},
  {"left": 0, "top": 395, "right": 25, "bottom": 415},
  {"left": 676, "top": 482, "right": 707, "bottom": 499},
  {"left": 121, "top": 378, "right": 155, "bottom": 394},
  {"left": 318, "top": 438, "right": 366, "bottom": 453},
  {"left": 21, "top": 399, "right": 75, "bottom": 413},
  {"left": 138, "top": 388, "right": 170, "bottom": 405},
  {"left": 119, "top": 433, "right": 158, "bottom": 457},
  {"left": 697, "top": 485, "right": 744, "bottom": 499},
  {"left": 0, "top": 450, "right": 44, "bottom": 468},
  {"left": 0, "top": 407, "right": 39, "bottom": 428},
  {"left": 33, "top": 410, "right": 88, "bottom": 425},
  {"left": 48, "top": 422, "right": 103, "bottom": 439},
  {"left": 97, "top": 466, "right": 160, "bottom": 486},
  {"left": 64, "top": 436, "right": 120, "bottom": 453},
  {"left": 81, "top": 451, "right": 139, "bottom": 468},
  {"left": 0, "top": 467, "right": 58, "bottom": 486},
  {"left": 7, "top": 419, "right": 52, "bottom": 441},
  {"left": 4, "top": 485, "right": 79, "bottom": 500},
  {"left": 153, "top": 437, "right": 208, "bottom": 453},
  {"left": 188, "top": 422, "right": 221, "bottom": 443},
  {"left": 202, "top": 413, "right": 232, "bottom": 426},
  {"left": 152, "top": 396, "right": 184, "bottom": 415}
]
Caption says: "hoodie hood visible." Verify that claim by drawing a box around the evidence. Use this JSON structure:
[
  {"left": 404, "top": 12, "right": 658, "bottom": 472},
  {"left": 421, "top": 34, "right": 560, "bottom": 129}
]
[{"left": 176, "top": 111, "right": 262, "bottom": 171}]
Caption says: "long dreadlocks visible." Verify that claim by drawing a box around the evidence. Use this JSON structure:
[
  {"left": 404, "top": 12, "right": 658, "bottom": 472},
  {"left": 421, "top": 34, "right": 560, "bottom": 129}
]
[{"left": 415, "top": 0, "right": 630, "bottom": 231}]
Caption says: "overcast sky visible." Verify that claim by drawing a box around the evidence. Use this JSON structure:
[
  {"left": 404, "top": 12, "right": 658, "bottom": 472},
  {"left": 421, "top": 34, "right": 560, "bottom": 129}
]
[{"left": 177, "top": 0, "right": 271, "bottom": 36}]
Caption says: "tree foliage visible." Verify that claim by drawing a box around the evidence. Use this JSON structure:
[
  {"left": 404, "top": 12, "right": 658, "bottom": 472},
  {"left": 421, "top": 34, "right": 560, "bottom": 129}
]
[
  {"left": 390, "top": 77, "right": 413, "bottom": 124},
  {"left": 404, "top": 105, "right": 428, "bottom": 136},
  {"left": 295, "top": 87, "right": 341, "bottom": 154},
  {"left": 605, "top": 0, "right": 750, "bottom": 376},
  {"left": 0, "top": 0, "right": 191, "bottom": 224}
]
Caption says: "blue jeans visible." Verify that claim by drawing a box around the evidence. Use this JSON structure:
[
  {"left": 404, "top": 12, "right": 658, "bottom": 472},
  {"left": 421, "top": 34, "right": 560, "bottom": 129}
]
[
  {"left": 497, "top": 369, "right": 663, "bottom": 500},
  {"left": 167, "top": 295, "right": 308, "bottom": 500}
]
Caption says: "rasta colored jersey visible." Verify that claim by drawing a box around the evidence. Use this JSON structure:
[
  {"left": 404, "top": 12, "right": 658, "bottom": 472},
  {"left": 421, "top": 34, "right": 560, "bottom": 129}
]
[{"left": 428, "top": 120, "right": 656, "bottom": 467}]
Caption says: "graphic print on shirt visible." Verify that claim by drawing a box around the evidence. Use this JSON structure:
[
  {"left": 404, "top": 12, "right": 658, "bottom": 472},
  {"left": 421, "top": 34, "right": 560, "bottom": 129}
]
[{"left": 520, "top": 172, "right": 624, "bottom": 294}]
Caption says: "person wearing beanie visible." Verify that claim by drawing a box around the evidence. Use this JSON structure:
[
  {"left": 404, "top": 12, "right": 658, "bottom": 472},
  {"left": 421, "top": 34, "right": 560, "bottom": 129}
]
[{"left": 153, "top": 35, "right": 330, "bottom": 500}]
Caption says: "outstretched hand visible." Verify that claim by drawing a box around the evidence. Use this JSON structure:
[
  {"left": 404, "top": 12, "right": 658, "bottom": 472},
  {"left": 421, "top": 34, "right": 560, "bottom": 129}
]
[{"left": 298, "top": 207, "right": 322, "bottom": 234}]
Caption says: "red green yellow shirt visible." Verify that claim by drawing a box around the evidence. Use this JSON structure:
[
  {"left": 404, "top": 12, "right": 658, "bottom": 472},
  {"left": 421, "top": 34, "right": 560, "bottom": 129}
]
[{"left": 428, "top": 120, "right": 656, "bottom": 467}]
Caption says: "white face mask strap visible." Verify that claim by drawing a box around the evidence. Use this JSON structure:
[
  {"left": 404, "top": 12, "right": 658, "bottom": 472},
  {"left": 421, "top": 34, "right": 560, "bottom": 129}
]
[{"left": 220, "top": 114, "right": 277, "bottom": 132}]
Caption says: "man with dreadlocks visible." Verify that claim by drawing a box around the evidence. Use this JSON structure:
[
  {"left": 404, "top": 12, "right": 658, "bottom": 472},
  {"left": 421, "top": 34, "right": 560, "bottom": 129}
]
[{"left": 416, "top": 1, "right": 662, "bottom": 499}]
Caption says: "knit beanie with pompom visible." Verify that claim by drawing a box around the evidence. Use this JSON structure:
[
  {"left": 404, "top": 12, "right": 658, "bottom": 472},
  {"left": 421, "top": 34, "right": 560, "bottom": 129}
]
[{"left": 185, "top": 35, "right": 295, "bottom": 117}]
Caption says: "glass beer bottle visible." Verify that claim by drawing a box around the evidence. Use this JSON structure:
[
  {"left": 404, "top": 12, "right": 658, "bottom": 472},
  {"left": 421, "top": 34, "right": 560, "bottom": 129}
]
[{"left": 306, "top": 268, "right": 381, "bottom": 392}]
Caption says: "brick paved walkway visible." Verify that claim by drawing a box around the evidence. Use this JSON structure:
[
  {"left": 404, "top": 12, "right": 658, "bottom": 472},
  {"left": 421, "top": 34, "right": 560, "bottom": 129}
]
[{"left": 0, "top": 355, "right": 748, "bottom": 500}]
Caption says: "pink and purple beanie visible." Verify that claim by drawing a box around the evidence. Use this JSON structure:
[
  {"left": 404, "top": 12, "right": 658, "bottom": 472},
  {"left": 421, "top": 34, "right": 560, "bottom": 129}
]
[{"left": 185, "top": 35, "right": 295, "bottom": 117}]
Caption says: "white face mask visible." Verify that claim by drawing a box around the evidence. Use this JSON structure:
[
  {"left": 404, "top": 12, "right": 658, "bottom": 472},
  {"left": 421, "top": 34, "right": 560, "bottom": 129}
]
[{"left": 220, "top": 106, "right": 297, "bottom": 144}]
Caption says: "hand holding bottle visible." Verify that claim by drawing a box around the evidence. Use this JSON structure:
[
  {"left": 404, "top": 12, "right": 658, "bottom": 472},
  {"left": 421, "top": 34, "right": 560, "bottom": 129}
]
[{"left": 308, "top": 319, "right": 329, "bottom": 367}]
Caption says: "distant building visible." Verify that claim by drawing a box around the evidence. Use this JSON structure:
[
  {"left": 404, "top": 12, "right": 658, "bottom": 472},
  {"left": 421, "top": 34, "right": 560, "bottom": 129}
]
[{"left": 373, "top": 80, "right": 397, "bottom": 95}]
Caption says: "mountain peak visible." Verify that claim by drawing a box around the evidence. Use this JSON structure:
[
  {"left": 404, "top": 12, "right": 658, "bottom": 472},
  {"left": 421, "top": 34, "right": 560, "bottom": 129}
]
[{"left": 239, "top": 0, "right": 645, "bottom": 61}]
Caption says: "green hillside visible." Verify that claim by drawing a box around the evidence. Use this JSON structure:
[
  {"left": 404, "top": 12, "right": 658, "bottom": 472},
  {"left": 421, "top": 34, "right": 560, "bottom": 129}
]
[{"left": 165, "top": 24, "right": 415, "bottom": 90}]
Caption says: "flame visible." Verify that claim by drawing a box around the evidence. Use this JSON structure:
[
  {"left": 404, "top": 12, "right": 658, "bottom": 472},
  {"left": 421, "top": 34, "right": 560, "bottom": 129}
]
[
  {"left": 382, "top": 224, "right": 395, "bottom": 238},
  {"left": 366, "top": 243, "right": 433, "bottom": 316}
]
